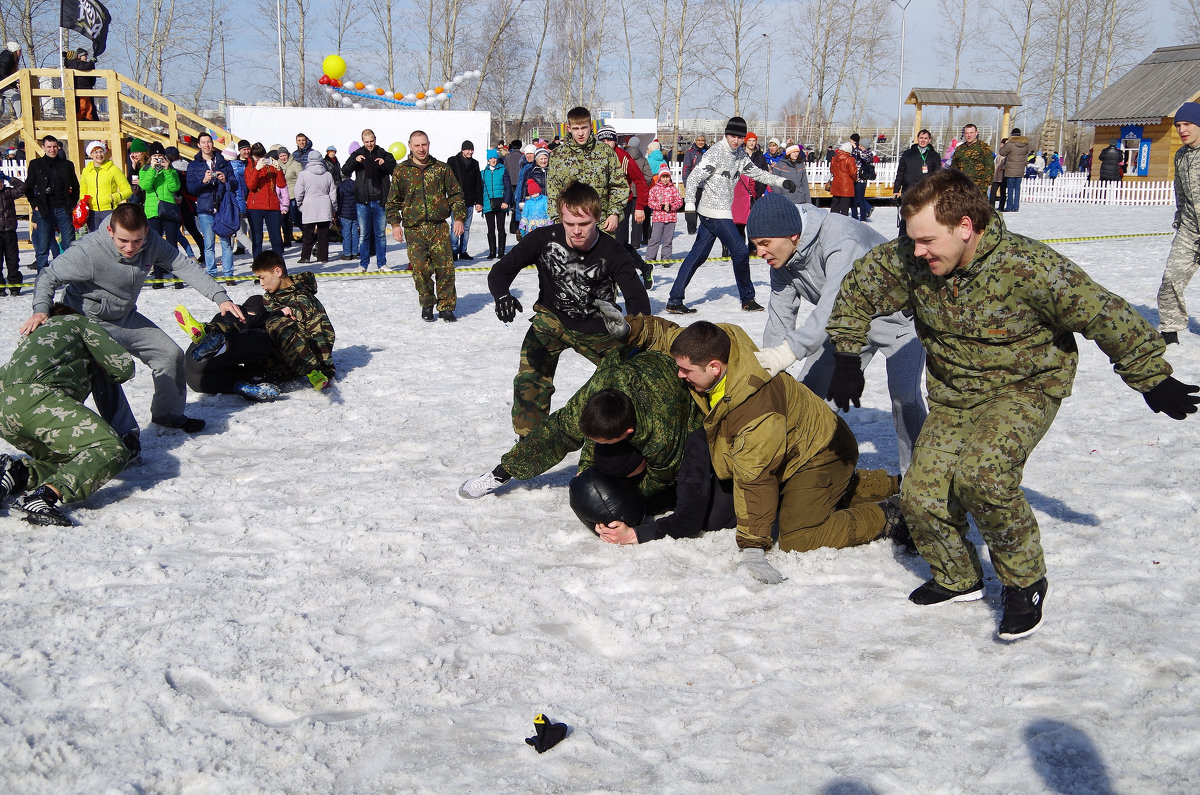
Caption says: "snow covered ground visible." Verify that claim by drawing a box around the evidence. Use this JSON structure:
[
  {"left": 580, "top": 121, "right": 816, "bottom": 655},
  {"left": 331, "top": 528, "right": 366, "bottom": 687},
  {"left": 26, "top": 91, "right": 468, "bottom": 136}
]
[{"left": 0, "top": 204, "right": 1197, "bottom": 793}]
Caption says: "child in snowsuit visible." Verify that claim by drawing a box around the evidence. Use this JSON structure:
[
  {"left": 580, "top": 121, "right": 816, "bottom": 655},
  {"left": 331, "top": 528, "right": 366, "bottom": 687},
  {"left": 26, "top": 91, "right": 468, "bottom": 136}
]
[
  {"left": 337, "top": 175, "right": 358, "bottom": 260},
  {"left": 519, "top": 179, "right": 551, "bottom": 236},
  {"left": 0, "top": 307, "right": 134, "bottom": 526},
  {"left": 645, "top": 165, "right": 683, "bottom": 260}
]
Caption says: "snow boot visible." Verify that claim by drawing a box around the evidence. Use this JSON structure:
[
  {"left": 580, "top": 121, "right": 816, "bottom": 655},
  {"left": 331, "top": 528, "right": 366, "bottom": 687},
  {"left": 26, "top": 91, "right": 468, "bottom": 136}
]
[{"left": 998, "top": 577, "right": 1050, "bottom": 641}]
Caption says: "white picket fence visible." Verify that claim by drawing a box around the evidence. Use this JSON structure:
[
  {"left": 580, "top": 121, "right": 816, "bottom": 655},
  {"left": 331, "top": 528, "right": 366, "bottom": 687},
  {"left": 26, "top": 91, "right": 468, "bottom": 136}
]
[
  {"left": 1018, "top": 173, "right": 1175, "bottom": 206},
  {"left": 0, "top": 159, "right": 28, "bottom": 180}
]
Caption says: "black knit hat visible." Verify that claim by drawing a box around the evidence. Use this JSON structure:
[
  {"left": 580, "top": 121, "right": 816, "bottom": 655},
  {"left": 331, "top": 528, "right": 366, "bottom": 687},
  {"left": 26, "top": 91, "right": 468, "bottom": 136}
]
[
  {"left": 148, "top": 141, "right": 165, "bottom": 156},
  {"left": 746, "top": 192, "right": 803, "bottom": 240},
  {"left": 725, "top": 116, "right": 747, "bottom": 137},
  {"left": 462, "top": 140, "right": 474, "bottom": 151}
]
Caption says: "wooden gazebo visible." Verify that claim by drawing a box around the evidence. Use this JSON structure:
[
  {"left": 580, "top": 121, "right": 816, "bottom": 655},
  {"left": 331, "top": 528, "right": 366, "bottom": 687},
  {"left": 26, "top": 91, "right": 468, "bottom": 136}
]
[{"left": 905, "top": 88, "right": 1022, "bottom": 147}]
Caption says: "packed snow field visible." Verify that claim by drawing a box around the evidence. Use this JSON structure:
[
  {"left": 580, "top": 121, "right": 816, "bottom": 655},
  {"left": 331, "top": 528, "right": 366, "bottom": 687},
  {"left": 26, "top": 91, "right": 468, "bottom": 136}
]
[{"left": 0, "top": 204, "right": 1197, "bottom": 793}]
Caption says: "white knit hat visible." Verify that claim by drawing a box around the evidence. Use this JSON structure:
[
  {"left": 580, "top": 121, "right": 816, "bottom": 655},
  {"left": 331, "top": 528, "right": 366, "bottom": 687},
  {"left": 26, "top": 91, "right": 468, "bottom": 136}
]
[
  {"left": 522, "top": 144, "right": 536, "bottom": 155},
  {"left": 85, "top": 140, "right": 106, "bottom": 154},
  {"left": 5, "top": 42, "right": 19, "bottom": 53},
  {"left": 839, "top": 141, "right": 854, "bottom": 153}
]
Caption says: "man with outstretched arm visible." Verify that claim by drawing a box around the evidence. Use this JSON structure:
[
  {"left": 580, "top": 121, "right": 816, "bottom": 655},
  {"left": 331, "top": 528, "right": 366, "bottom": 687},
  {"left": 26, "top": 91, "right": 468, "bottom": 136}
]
[
  {"left": 21, "top": 203, "right": 245, "bottom": 446},
  {"left": 825, "top": 169, "right": 1199, "bottom": 641}
]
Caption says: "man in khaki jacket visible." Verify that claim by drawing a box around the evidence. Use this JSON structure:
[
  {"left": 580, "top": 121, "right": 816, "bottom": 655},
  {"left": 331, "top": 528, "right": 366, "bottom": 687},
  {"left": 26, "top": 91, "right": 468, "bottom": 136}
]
[{"left": 596, "top": 305, "right": 907, "bottom": 583}]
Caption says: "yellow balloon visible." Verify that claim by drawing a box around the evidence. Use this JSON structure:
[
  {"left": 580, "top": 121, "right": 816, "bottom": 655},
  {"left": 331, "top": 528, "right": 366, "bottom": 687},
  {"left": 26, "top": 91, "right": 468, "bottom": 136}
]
[
  {"left": 388, "top": 142, "right": 407, "bottom": 160},
  {"left": 322, "top": 54, "right": 347, "bottom": 80}
]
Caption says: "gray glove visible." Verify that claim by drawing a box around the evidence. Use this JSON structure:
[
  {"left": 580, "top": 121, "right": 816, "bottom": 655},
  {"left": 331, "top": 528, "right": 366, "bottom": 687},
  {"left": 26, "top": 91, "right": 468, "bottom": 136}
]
[
  {"left": 593, "top": 299, "right": 630, "bottom": 339},
  {"left": 737, "top": 548, "right": 786, "bottom": 584},
  {"left": 754, "top": 343, "right": 797, "bottom": 378}
]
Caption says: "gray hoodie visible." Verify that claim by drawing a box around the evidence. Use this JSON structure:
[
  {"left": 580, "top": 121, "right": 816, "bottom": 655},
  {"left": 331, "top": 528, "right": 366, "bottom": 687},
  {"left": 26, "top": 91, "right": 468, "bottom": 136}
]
[
  {"left": 763, "top": 205, "right": 913, "bottom": 358},
  {"left": 685, "top": 138, "right": 786, "bottom": 220},
  {"left": 33, "top": 221, "right": 230, "bottom": 320}
]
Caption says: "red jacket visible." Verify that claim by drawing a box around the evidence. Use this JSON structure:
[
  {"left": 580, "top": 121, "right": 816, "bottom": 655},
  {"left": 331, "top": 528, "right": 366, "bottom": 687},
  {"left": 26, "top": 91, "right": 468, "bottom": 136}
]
[
  {"left": 829, "top": 150, "right": 857, "bottom": 197},
  {"left": 613, "top": 145, "right": 648, "bottom": 210},
  {"left": 243, "top": 157, "right": 287, "bottom": 211}
]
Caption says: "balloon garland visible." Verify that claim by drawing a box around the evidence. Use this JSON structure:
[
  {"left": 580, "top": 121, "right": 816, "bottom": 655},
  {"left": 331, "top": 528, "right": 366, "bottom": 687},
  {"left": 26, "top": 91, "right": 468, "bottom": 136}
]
[{"left": 319, "top": 54, "right": 481, "bottom": 109}]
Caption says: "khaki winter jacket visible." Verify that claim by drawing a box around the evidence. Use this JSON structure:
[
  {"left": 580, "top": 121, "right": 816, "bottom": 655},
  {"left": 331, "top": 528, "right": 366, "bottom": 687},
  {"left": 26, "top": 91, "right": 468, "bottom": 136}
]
[
  {"left": 625, "top": 315, "right": 838, "bottom": 550},
  {"left": 998, "top": 136, "right": 1034, "bottom": 179},
  {"left": 385, "top": 155, "right": 466, "bottom": 227}
]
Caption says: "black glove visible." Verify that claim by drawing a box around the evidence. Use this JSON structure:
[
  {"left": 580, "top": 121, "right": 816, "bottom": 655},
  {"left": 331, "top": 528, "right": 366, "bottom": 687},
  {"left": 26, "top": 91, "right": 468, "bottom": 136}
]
[
  {"left": 826, "top": 353, "right": 865, "bottom": 413},
  {"left": 525, "top": 713, "right": 568, "bottom": 753},
  {"left": 1143, "top": 377, "right": 1200, "bottom": 420},
  {"left": 685, "top": 210, "right": 697, "bottom": 227},
  {"left": 495, "top": 293, "right": 522, "bottom": 323},
  {"left": 781, "top": 179, "right": 796, "bottom": 192}
]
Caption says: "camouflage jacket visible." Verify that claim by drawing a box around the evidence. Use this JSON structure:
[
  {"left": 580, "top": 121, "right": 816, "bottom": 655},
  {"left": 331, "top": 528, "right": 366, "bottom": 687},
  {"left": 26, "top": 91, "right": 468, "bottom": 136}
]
[
  {"left": 545, "top": 134, "right": 627, "bottom": 222},
  {"left": 826, "top": 214, "right": 1172, "bottom": 410},
  {"left": 385, "top": 155, "right": 466, "bottom": 227},
  {"left": 0, "top": 314, "right": 133, "bottom": 401},
  {"left": 625, "top": 315, "right": 838, "bottom": 551},
  {"left": 1172, "top": 142, "right": 1200, "bottom": 234},
  {"left": 501, "top": 349, "right": 701, "bottom": 498},
  {"left": 950, "top": 140, "right": 995, "bottom": 194},
  {"left": 263, "top": 271, "right": 335, "bottom": 373}
]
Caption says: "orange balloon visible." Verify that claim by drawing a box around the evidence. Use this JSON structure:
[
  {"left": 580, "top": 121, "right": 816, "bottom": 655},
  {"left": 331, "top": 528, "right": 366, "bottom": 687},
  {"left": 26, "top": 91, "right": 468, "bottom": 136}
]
[
  {"left": 393, "top": 92, "right": 403, "bottom": 100},
  {"left": 416, "top": 92, "right": 426, "bottom": 99},
  {"left": 354, "top": 81, "right": 365, "bottom": 90},
  {"left": 375, "top": 87, "right": 385, "bottom": 95},
  {"left": 434, "top": 86, "right": 445, "bottom": 94}
]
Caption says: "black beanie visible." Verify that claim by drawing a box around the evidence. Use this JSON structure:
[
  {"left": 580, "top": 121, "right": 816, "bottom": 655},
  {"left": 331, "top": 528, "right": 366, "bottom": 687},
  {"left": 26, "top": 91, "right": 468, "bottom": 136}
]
[
  {"left": 850, "top": 133, "right": 860, "bottom": 144},
  {"left": 724, "top": 116, "right": 747, "bottom": 137},
  {"left": 746, "top": 192, "right": 803, "bottom": 240},
  {"left": 462, "top": 140, "right": 474, "bottom": 151}
]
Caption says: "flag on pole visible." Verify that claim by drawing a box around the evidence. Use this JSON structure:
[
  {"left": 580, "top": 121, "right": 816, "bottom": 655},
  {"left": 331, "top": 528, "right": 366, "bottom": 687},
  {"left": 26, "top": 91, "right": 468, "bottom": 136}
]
[{"left": 60, "top": 0, "right": 111, "bottom": 57}]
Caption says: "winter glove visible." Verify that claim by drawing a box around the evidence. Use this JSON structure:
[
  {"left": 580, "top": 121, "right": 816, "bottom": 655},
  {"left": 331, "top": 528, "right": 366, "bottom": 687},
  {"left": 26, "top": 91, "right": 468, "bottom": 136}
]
[
  {"left": 754, "top": 342, "right": 797, "bottom": 378},
  {"left": 495, "top": 293, "right": 522, "bottom": 323},
  {"left": 781, "top": 179, "right": 797, "bottom": 192},
  {"left": 1143, "top": 376, "right": 1200, "bottom": 420},
  {"left": 826, "top": 353, "right": 865, "bottom": 412},
  {"left": 592, "top": 299, "right": 630, "bottom": 339},
  {"left": 737, "top": 548, "right": 786, "bottom": 584},
  {"left": 684, "top": 210, "right": 698, "bottom": 229},
  {"left": 525, "top": 713, "right": 568, "bottom": 753}
]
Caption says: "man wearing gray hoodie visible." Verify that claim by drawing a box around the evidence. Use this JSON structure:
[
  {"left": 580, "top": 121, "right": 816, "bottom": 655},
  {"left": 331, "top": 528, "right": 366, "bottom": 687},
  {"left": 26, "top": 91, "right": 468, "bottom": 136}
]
[
  {"left": 20, "top": 204, "right": 244, "bottom": 438},
  {"left": 749, "top": 193, "right": 927, "bottom": 471}
]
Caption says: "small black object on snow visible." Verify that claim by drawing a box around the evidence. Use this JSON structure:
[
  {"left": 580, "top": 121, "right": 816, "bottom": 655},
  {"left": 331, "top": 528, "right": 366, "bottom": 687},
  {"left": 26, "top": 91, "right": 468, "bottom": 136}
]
[{"left": 525, "top": 713, "right": 568, "bottom": 753}]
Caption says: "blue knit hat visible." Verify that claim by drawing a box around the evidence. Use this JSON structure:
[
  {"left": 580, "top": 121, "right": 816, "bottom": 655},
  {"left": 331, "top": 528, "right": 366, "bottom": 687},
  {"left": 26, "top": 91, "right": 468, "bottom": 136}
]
[
  {"left": 487, "top": 148, "right": 499, "bottom": 160},
  {"left": 1175, "top": 102, "right": 1200, "bottom": 127},
  {"left": 746, "top": 192, "right": 803, "bottom": 239}
]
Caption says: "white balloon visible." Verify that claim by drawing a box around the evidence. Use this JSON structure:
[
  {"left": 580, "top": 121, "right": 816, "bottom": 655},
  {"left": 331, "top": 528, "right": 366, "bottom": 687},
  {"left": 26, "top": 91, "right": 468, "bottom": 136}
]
[
  {"left": 352, "top": 102, "right": 362, "bottom": 109},
  {"left": 416, "top": 99, "right": 426, "bottom": 108},
  {"left": 405, "top": 93, "right": 415, "bottom": 101},
  {"left": 365, "top": 84, "right": 375, "bottom": 92}
]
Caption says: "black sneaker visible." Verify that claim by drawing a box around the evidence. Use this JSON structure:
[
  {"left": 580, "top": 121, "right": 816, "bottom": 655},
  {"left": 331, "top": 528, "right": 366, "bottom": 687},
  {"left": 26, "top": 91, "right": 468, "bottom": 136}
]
[
  {"left": 0, "top": 454, "right": 30, "bottom": 501},
  {"left": 1162, "top": 331, "right": 1179, "bottom": 345},
  {"left": 13, "top": 485, "right": 72, "bottom": 527},
  {"left": 441, "top": 310, "right": 457, "bottom": 323},
  {"left": 121, "top": 432, "right": 142, "bottom": 467},
  {"left": 998, "top": 577, "right": 1050, "bottom": 641},
  {"left": 878, "top": 496, "right": 916, "bottom": 552},
  {"left": 157, "top": 416, "right": 206, "bottom": 433},
  {"left": 908, "top": 578, "right": 985, "bottom": 606},
  {"left": 742, "top": 300, "right": 765, "bottom": 312},
  {"left": 665, "top": 302, "right": 696, "bottom": 315},
  {"left": 421, "top": 306, "right": 435, "bottom": 322}
]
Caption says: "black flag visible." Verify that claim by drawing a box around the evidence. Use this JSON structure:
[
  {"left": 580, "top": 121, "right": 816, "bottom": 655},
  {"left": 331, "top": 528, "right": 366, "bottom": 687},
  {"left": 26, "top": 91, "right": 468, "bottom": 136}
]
[{"left": 60, "top": 0, "right": 111, "bottom": 58}]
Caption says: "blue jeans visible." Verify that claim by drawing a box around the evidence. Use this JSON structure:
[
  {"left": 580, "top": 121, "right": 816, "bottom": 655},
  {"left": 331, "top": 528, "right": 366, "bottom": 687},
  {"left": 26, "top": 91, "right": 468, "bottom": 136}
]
[
  {"left": 669, "top": 215, "right": 754, "bottom": 305},
  {"left": 32, "top": 207, "right": 74, "bottom": 270},
  {"left": 1004, "top": 177, "right": 1022, "bottom": 211},
  {"left": 357, "top": 201, "right": 387, "bottom": 269},
  {"left": 247, "top": 208, "right": 283, "bottom": 258},
  {"left": 196, "top": 212, "right": 234, "bottom": 277},
  {"left": 450, "top": 205, "right": 474, "bottom": 255},
  {"left": 851, "top": 181, "right": 871, "bottom": 220},
  {"left": 340, "top": 217, "right": 359, "bottom": 257}
]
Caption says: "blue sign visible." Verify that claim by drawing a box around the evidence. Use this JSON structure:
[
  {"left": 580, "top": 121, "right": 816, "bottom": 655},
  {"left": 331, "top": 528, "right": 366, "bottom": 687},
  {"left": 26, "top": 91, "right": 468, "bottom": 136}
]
[
  {"left": 1120, "top": 124, "right": 1144, "bottom": 140},
  {"left": 1138, "top": 140, "right": 1151, "bottom": 176}
]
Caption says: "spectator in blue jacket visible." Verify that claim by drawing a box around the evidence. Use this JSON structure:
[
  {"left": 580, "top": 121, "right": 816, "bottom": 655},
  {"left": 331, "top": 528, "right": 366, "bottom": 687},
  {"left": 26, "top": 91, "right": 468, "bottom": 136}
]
[
  {"left": 481, "top": 149, "right": 513, "bottom": 259},
  {"left": 336, "top": 174, "right": 358, "bottom": 261},
  {"left": 185, "top": 133, "right": 238, "bottom": 278}
]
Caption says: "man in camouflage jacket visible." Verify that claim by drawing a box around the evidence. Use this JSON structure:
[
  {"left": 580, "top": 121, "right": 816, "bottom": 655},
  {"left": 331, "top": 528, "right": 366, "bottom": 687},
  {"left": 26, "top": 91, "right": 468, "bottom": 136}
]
[
  {"left": 826, "top": 169, "right": 1198, "bottom": 640},
  {"left": 0, "top": 310, "right": 134, "bottom": 524},
  {"left": 386, "top": 131, "right": 466, "bottom": 321},
  {"left": 1156, "top": 101, "right": 1200, "bottom": 343},
  {"left": 950, "top": 124, "right": 994, "bottom": 196},
  {"left": 545, "top": 106, "right": 627, "bottom": 231}
]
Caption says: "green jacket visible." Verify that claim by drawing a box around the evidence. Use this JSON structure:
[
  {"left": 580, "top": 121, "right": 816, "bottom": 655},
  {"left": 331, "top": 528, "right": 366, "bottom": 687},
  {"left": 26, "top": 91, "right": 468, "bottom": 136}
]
[
  {"left": 263, "top": 271, "right": 335, "bottom": 374},
  {"left": 826, "top": 214, "right": 1171, "bottom": 410},
  {"left": 625, "top": 315, "right": 838, "bottom": 550},
  {"left": 138, "top": 165, "right": 181, "bottom": 220},
  {"left": 501, "top": 349, "right": 700, "bottom": 497},
  {"left": 545, "top": 134, "right": 627, "bottom": 222},
  {"left": 950, "top": 139, "right": 995, "bottom": 194},
  {"left": 0, "top": 314, "right": 133, "bottom": 401},
  {"left": 385, "top": 155, "right": 465, "bottom": 227}
]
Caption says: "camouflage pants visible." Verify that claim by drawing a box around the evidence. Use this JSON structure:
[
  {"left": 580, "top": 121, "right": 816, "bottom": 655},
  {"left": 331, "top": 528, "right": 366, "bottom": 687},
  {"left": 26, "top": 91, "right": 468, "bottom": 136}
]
[
  {"left": 900, "top": 391, "right": 1059, "bottom": 590},
  {"left": 0, "top": 383, "right": 128, "bottom": 503},
  {"left": 407, "top": 221, "right": 456, "bottom": 312},
  {"left": 1156, "top": 225, "right": 1200, "bottom": 333},
  {"left": 512, "top": 306, "right": 625, "bottom": 436},
  {"left": 264, "top": 315, "right": 333, "bottom": 378},
  {"left": 777, "top": 417, "right": 898, "bottom": 552}
]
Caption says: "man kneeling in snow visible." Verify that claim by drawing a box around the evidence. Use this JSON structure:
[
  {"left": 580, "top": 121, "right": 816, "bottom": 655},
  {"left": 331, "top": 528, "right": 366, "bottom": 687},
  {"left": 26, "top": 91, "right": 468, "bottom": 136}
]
[{"left": 459, "top": 348, "right": 736, "bottom": 543}]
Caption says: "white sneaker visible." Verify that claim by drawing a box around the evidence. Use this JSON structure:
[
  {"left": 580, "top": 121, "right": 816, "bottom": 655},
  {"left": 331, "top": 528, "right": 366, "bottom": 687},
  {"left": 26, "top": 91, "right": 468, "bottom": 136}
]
[{"left": 458, "top": 470, "right": 507, "bottom": 499}]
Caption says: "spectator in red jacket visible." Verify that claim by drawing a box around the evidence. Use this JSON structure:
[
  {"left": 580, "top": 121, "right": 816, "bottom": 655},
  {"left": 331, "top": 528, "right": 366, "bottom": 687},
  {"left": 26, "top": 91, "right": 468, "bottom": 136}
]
[{"left": 242, "top": 142, "right": 286, "bottom": 257}]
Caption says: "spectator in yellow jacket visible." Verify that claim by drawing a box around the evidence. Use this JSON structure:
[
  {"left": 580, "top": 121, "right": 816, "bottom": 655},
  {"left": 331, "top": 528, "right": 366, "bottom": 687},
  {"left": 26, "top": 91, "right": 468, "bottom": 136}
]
[{"left": 79, "top": 141, "right": 132, "bottom": 232}]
